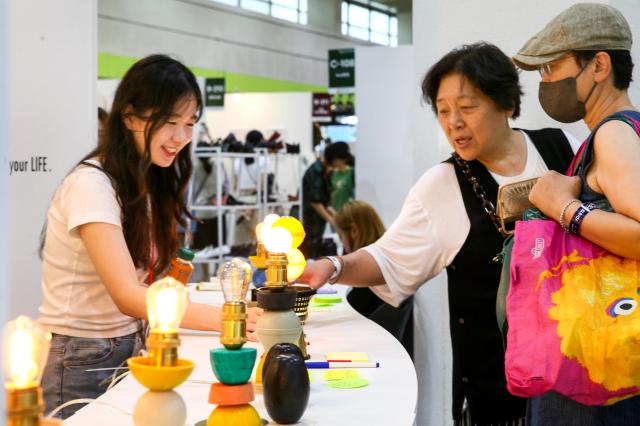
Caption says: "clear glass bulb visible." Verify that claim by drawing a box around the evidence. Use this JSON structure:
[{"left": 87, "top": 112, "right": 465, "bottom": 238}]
[
  {"left": 147, "top": 277, "right": 189, "bottom": 333},
  {"left": 286, "top": 248, "right": 306, "bottom": 282},
  {"left": 263, "top": 226, "right": 294, "bottom": 253},
  {"left": 218, "top": 258, "right": 252, "bottom": 303},
  {"left": 3, "top": 316, "right": 51, "bottom": 390}
]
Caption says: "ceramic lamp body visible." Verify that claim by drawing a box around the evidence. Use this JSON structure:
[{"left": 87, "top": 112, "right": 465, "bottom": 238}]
[
  {"left": 255, "top": 310, "right": 302, "bottom": 354},
  {"left": 207, "top": 404, "right": 261, "bottom": 426},
  {"left": 133, "top": 390, "right": 186, "bottom": 426},
  {"left": 209, "top": 348, "right": 256, "bottom": 385},
  {"left": 263, "top": 353, "right": 309, "bottom": 424}
]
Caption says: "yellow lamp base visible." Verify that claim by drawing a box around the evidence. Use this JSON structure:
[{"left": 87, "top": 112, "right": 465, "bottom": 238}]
[
  {"left": 248, "top": 255, "right": 267, "bottom": 269},
  {"left": 207, "top": 404, "right": 262, "bottom": 426},
  {"left": 127, "top": 357, "right": 194, "bottom": 391}
]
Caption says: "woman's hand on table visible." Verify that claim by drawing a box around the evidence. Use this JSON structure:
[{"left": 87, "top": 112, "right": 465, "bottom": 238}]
[
  {"left": 529, "top": 170, "right": 582, "bottom": 219},
  {"left": 297, "top": 258, "right": 334, "bottom": 290},
  {"left": 246, "top": 306, "right": 263, "bottom": 342}
]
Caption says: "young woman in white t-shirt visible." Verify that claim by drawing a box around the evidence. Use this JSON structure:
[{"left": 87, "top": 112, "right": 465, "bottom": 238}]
[{"left": 39, "top": 55, "right": 262, "bottom": 418}]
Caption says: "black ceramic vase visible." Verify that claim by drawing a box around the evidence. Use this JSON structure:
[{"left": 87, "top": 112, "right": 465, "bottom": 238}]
[
  {"left": 262, "top": 352, "right": 310, "bottom": 424},
  {"left": 263, "top": 343, "right": 304, "bottom": 378}
]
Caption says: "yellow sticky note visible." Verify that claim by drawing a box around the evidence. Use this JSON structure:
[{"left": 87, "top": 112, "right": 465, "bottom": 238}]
[
  {"left": 308, "top": 370, "right": 314, "bottom": 382},
  {"left": 323, "top": 370, "right": 360, "bottom": 381},
  {"left": 326, "top": 352, "right": 369, "bottom": 362}
]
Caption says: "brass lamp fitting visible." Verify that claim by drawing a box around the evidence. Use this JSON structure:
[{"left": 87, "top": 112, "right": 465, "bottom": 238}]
[
  {"left": 256, "top": 242, "right": 267, "bottom": 259},
  {"left": 221, "top": 302, "right": 247, "bottom": 350},
  {"left": 146, "top": 331, "right": 180, "bottom": 367},
  {"left": 6, "top": 386, "right": 41, "bottom": 426},
  {"left": 265, "top": 252, "right": 288, "bottom": 291},
  {"left": 249, "top": 242, "right": 268, "bottom": 269}
]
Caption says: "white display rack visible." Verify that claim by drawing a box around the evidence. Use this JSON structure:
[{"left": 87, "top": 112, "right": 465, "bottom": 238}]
[{"left": 185, "top": 145, "right": 302, "bottom": 268}]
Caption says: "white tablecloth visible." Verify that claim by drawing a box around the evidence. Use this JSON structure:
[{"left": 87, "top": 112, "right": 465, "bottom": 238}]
[{"left": 65, "top": 285, "right": 417, "bottom": 425}]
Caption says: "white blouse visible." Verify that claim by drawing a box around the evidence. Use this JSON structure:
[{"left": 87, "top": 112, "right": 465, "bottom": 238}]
[{"left": 363, "top": 130, "right": 581, "bottom": 307}]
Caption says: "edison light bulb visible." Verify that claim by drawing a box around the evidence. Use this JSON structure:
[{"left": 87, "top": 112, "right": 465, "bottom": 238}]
[
  {"left": 273, "top": 216, "right": 305, "bottom": 249},
  {"left": 147, "top": 277, "right": 189, "bottom": 333},
  {"left": 255, "top": 222, "right": 264, "bottom": 243},
  {"left": 286, "top": 248, "right": 306, "bottom": 282},
  {"left": 263, "top": 226, "right": 294, "bottom": 254},
  {"left": 3, "top": 316, "right": 51, "bottom": 390},
  {"left": 218, "top": 258, "right": 252, "bottom": 303},
  {"left": 258, "top": 213, "right": 280, "bottom": 242}
]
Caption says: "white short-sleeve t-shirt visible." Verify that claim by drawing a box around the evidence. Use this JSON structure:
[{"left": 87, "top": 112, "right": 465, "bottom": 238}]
[{"left": 39, "top": 161, "right": 143, "bottom": 338}]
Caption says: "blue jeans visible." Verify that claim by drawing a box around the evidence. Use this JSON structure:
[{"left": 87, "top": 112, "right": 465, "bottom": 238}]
[
  {"left": 41, "top": 331, "right": 143, "bottom": 419},
  {"left": 527, "top": 392, "right": 640, "bottom": 426}
]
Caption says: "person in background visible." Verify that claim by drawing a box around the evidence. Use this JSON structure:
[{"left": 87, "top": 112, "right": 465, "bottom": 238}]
[
  {"left": 300, "top": 141, "right": 352, "bottom": 258},
  {"left": 39, "top": 55, "right": 261, "bottom": 419},
  {"left": 330, "top": 142, "right": 355, "bottom": 211},
  {"left": 300, "top": 42, "right": 580, "bottom": 425},
  {"left": 513, "top": 3, "right": 640, "bottom": 423},
  {"left": 335, "top": 200, "right": 413, "bottom": 357}
]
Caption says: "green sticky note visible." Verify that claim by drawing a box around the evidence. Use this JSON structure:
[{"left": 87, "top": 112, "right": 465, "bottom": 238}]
[
  {"left": 323, "top": 369, "right": 360, "bottom": 381},
  {"left": 311, "top": 296, "right": 342, "bottom": 305},
  {"left": 327, "top": 378, "right": 369, "bottom": 389}
]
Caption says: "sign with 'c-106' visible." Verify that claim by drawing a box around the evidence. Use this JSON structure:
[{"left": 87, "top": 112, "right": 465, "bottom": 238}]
[{"left": 328, "top": 49, "right": 355, "bottom": 89}]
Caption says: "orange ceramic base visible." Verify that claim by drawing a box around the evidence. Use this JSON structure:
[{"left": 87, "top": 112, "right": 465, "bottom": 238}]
[{"left": 208, "top": 382, "right": 254, "bottom": 405}]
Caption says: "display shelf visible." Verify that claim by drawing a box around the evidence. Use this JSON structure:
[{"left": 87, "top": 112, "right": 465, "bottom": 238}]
[{"left": 185, "top": 145, "right": 302, "bottom": 271}]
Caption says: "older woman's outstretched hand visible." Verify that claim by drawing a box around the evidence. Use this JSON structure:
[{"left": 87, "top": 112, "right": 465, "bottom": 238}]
[
  {"left": 297, "top": 258, "right": 335, "bottom": 290},
  {"left": 529, "top": 170, "right": 582, "bottom": 219}
]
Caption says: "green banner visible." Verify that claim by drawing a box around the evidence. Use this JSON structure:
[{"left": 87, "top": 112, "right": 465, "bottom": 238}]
[
  {"left": 328, "top": 49, "right": 355, "bottom": 89},
  {"left": 204, "top": 78, "right": 225, "bottom": 107}
]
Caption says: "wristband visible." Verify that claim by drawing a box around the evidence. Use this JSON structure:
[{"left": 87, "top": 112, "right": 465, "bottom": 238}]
[
  {"left": 559, "top": 199, "right": 581, "bottom": 232},
  {"left": 324, "top": 256, "right": 344, "bottom": 284},
  {"left": 569, "top": 202, "right": 597, "bottom": 235}
]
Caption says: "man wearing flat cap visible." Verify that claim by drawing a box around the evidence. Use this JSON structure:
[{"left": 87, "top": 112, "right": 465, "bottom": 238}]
[{"left": 512, "top": 3, "right": 640, "bottom": 425}]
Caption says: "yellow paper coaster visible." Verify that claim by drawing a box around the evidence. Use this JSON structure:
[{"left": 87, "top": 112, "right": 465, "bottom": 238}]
[
  {"left": 323, "top": 370, "right": 360, "bottom": 381},
  {"left": 326, "top": 352, "right": 368, "bottom": 362},
  {"left": 326, "top": 378, "right": 369, "bottom": 389}
]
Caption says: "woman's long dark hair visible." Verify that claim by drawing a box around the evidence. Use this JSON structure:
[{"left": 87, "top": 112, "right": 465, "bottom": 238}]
[{"left": 86, "top": 55, "right": 202, "bottom": 278}]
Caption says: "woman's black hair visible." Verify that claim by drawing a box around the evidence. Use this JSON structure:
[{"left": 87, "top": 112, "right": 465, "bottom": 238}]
[
  {"left": 575, "top": 50, "right": 633, "bottom": 90},
  {"left": 83, "top": 54, "right": 202, "bottom": 277},
  {"left": 422, "top": 42, "right": 523, "bottom": 118}
]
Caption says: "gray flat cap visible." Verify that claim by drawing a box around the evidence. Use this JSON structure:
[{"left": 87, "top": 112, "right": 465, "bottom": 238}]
[{"left": 513, "top": 3, "right": 632, "bottom": 70}]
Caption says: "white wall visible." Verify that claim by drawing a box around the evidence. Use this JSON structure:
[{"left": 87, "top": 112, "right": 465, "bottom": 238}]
[
  {"left": 98, "top": 0, "right": 371, "bottom": 87},
  {"left": 0, "top": 0, "right": 9, "bottom": 412},
  {"left": 7, "top": 0, "right": 97, "bottom": 319},
  {"left": 356, "top": 1, "right": 640, "bottom": 425}
]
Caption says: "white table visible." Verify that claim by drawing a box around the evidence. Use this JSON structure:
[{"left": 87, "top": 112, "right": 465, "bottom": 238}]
[{"left": 65, "top": 285, "right": 417, "bottom": 425}]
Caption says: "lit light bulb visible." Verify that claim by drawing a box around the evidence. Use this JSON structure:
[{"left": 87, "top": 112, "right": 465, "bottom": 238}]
[
  {"left": 273, "top": 217, "right": 305, "bottom": 249},
  {"left": 218, "top": 258, "right": 252, "bottom": 303},
  {"left": 258, "top": 214, "right": 280, "bottom": 242},
  {"left": 286, "top": 248, "right": 306, "bottom": 282},
  {"left": 147, "top": 277, "right": 189, "bottom": 333},
  {"left": 255, "top": 223, "right": 264, "bottom": 243},
  {"left": 262, "top": 226, "right": 293, "bottom": 254},
  {"left": 3, "top": 316, "right": 51, "bottom": 390}
]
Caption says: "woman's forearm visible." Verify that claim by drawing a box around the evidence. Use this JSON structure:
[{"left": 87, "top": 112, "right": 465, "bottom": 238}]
[
  {"left": 340, "top": 249, "right": 386, "bottom": 286},
  {"left": 566, "top": 204, "right": 640, "bottom": 259}
]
